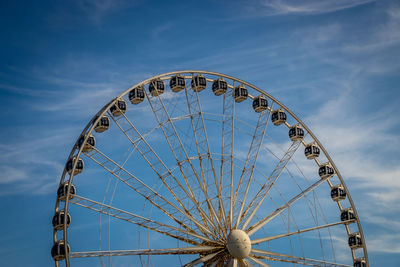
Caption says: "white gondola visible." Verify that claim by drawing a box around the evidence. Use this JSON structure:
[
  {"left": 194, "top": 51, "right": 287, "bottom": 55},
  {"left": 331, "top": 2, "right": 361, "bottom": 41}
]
[
  {"left": 271, "top": 108, "right": 287, "bottom": 125},
  {"left": 354, "top": 258, "right": 367, "bottom": 267},
  {"left": 348, "top": 232, "right": 363, "bottom": 249},
  {"left": 51, "top": 240, "right": 70, "bottom": 261},
  {"left": 170, "top": 74, "right": 186, "bottom": 92},
  {"left": 57, "top": 182, "right": 76, "bottom": 201},
  {"left": 191, "top": 74, "right": 207, "bottom": 92},
  {"left": 341, "top": 208, "right": 356, "bottom": 223},
  {"left": 129, "top": 85, "right": 145, "bottom": 104},
  {"left": 252, "top": 95, "right": 268, "bottom": 113},
  {"left": 149, "top": 78, "right": 165, "bottom": 96},
  {"left": 234, "top": 84, "right": 248, "bottom": 102},
  {"left": 52, "top": 210, "right": 71, "bottom": 230},
  {"left": 110, "top": 98, "right": 127, "bottom": 117},
  {"left": 288, "top": 124, "right": 304, "bottom": 141},
  {"left": 304, "top": 143, "right": 320, "bottom": 159},
  {"left": 78, "top": 134, "right": 96, "bottom": 152},
  {"left": 331, "top": 184, "right": 346, "bottom": 201},
  {"left": 94, "top": 115, "right": 110, "bottom": 133},
  {"left": 318, "top": 163, "right": 334, "bottom": 179},
  {"left": 212, "top": 78, "right": 228, "bottom": 96},
  {"left": 66, "top": 156, "right": 84, "bottom": 175}
]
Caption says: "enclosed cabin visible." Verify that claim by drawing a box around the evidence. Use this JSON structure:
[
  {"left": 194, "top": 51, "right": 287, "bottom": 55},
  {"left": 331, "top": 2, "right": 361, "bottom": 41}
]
[
  {"left": 94, "top": 115, "right": 110, "bottom": 133},
  {"left": 304, "top": 143, "right": 320, "bottom": 159},
  {"left": 271, "top": 108, "right": 287, "bottom": 126},
  {"left": 57, "top": 182, "right": 76, "bottom": 201},
  {"left": 354, "top": 258, "right": 366, "bottom": 267},
  {"left": 129, "top": 85, "right": 145, "bottom": 104},
  {"left": 78, "top": 134, "right": 96, "bottom": 152},
  {"left": 348, "top": 232, "right": 363, "bottom": 249},
  {"left": 318, "top": 163, "right": 334, "bottom": 179},
  {"left": 212, "top": 78, "right": 228, "bottom": 96},
  {"left": 288, "top": 124, "right": 305, "bottom": 141},
  {"left": 51, "top": 240, "right": 70, "bottom": 261},
  {"left": 234, "top": 84, "right": 248, "bottom": 103},
  {"left": 52, "top": 210, "right": 71, "bottom": 230},
  {"left": 331, "top": 184, "right": 346, "bottom": 201},
  {"left": 170, "top": 74, "right": 186, "bottom": 93},
  {"left": 341, "top": 208, "right": 356, "bottom": 223},
  {"left": 149, "top": 78, "right": 165, "bottom": 96},
  {"left": 110, "top": 98, "right": 127, "bottom": 117},
  {"left": 66, "top": 156, "right": 84, "bottom": 175},
  {"left": 252, "top": 95, "right": 268, "bottom": 113},
  {"left": 191, "top": 74, "right": 207, "bottom": 92}
]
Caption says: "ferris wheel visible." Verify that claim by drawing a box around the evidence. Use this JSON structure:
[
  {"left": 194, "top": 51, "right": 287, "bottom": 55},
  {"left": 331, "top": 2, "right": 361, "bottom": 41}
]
[{"left": 52, "top": 70, "right": 369, "bottom": 267}]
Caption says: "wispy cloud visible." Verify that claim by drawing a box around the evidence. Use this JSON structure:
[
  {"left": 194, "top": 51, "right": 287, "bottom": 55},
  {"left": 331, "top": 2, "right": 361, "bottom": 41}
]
[
  {"left": 249, "top": 0, "right": 375, "bottom": 16},
  {"left": 151, "top": 21, "right": 174, "bottom": 39},
  {"left": 0, "top": 128, "right": 77, "bottom": 195},
  {"left": 367, "top": 233, "right": 400, "bottom": 253}
]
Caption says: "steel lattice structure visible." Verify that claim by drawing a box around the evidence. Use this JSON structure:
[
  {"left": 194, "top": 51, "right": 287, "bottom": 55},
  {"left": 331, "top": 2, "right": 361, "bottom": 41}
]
[{"left": 52, "top": 70, "right": 369, "bottom": 267}]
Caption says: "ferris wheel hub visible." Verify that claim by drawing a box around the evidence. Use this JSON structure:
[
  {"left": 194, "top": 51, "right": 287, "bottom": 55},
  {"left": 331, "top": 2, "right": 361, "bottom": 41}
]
[{"left": 226, "top": 229, "right": 252, "bottom": 259}]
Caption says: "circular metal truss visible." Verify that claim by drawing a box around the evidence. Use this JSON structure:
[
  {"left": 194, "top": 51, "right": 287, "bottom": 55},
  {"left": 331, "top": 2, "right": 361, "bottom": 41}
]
[{"left": 52, "top": 70, "right": 369, "bottom": 267}]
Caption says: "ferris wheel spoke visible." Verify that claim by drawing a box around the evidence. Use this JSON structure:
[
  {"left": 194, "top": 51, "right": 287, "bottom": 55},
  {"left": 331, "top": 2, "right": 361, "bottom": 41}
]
[
  {"left": 182, "top": 251, "right": 223, "bottom": 267},
  {"left": 247, "top": 256, "right": 269, "bottom": 267},
  {"left": 83, "top": 147, "right": 214, "bottom": 238},
  {"left": 220, "top": 85, "right": 235, "bottom": 232},
  {"left": 246, "top": 175, "right": 331, "bottom": 236},
  {"left": 250, "top": 250, "right": 351, "bottom": 267},
  {"left": 108, "top": 111, "right": 217, "bottom": 238},
  {"left": 207, "top": 257, "right": 223, "bottom": 267},
  {"left": 251, "top": 220, "right": 350, "bottom": 244},
  {"left": 240, "top": 139, "right": 302, "bottom": 229},
  {"left": 69, "top": 195, "right": 216, "bottom": 246},
  {"left": 70, "top": 246, "right": 219, "bottom": 258},
  {"left": 185, "top": 84, "right": 227, "bottom": 235},
  {"left": 233, "top": 105, "right": 273, "bottom": 229},
  {"left": 145, "top": 91, "right": 221, "bottom": 237}
]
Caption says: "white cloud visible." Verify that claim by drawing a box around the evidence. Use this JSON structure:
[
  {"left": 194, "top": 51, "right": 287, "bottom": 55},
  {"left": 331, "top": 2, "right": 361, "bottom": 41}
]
[
  {"left": 0, "top": 129, "right": 76, "bottom": 195},
  {"left": 252, "top": 0, "right": 375, "bottom": 16},
  {"left": 0, "top": 166, "right": 28, "bottom": 184},
  {"left": 367, "top": 233, "right": 400, "bottom": 254},
  {"left": 151, "top": 22, "right": 174, "bottom": 39}
]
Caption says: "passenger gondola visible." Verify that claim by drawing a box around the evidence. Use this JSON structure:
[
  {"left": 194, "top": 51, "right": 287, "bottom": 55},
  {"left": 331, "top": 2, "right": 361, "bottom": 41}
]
[
  {"left": 304, "top": 143, "right": 320, "bottom": 159},
  {"left": 52, "top": 210, "right": 71, "bottom": 230},
  {"left": 57, "top": 182, "right": 76, "bottom": 201},
  {"left": 252, "top": 95, "right": 268, "bottom": 112},
  {"left": 78, "top": 134, "right": 96, "bottom": 152},
  {"left": 288, "top": 124, "right": 304, "bottom": 141},
  {"left": 348, "top": 232, "right": 363, "bottom": 249},
  {"left": 129, "top": 85, "right": 145, "bottom": 104},
  {"left": 51, "top": 240, "right": 70, "bottom": 261},
  {"left": 341, "top": 208, "right": 356, "bottom": 223},
  {"left": 234, "top": 84, "right": 248, "bottom": 102},
  {"left": 354, "top": 258, "right": 366, "bottom": 267},
  {"left": 170, "top": 74, "right": 186, "bottom": 92},
  {"left": 318, "top": 163, "right": 335, "bottom": 179},
  {"left": 191, "top": 74, "right": 207, "bottom": 92},
  {"left": 212, "top": 78, "right": 228, "bottom": 96},
  {"left": 66, "top": 156, "right": 84, "bottom": 175},
  {"left": 94, "top": 115, "right": 110, "bottom": 133},
  {"left": 110, "top": 98, "right": 127, "bottom": 116},
  {"left": 271, "top": 108, "right": 287, "bottom": 125},
  {"left": 330, "top": 185, "right": 346, "bottom": 201},
  {"left": 149, "top": 78, "right": 165, "bottom": 96}
]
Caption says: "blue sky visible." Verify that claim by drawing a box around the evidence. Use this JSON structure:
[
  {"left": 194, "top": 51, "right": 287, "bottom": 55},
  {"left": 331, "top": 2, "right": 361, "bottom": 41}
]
[{"left": 1, "top": 0, "right": 400, "bottom": 266}]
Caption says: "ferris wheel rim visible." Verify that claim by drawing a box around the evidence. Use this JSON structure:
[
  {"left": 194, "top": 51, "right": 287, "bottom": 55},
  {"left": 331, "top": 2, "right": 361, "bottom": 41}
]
[{"left": 53, "top": 70, "right": 369, "bottom": 267}]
